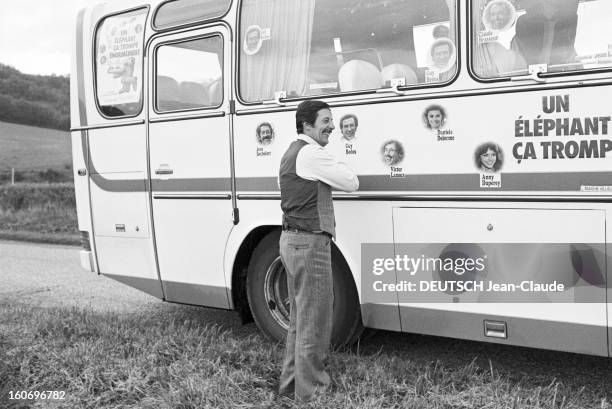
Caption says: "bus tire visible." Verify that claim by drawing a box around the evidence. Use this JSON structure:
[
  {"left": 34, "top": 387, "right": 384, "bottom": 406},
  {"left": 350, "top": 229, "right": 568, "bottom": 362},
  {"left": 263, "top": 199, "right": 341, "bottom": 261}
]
[{"left": 246, "top": 230, "right": 363, "bottom": 348}]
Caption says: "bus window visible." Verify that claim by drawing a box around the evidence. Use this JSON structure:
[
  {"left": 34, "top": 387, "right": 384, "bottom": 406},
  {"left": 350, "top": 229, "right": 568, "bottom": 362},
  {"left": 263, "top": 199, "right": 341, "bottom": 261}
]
[
  {"left": 155, "top": 35, "right": 223, "bottom": 112},
  {"left": 95, "top": 8, "right": 148, "bottom": 118},
  {"left": 239, "top": 0, "right": 457, "bottom": 102},
  {"left": 472, "top": 0, "right": 612, "bottom": 79},
  {"left": 153, "top": 0, "right": 232, "bottom": 31}
]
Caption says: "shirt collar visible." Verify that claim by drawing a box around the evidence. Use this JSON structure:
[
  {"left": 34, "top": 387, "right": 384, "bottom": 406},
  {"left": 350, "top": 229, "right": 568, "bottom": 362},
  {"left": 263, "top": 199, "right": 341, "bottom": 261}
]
[{"left": 297, "top": 133, "right": 320, "bottom": 146}]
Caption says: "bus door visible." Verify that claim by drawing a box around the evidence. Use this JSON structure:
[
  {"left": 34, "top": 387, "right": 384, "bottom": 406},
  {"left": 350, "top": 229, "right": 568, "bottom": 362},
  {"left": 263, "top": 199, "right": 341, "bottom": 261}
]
[{"left": 147, "top": 26, "right": 234, "bottom": 308}]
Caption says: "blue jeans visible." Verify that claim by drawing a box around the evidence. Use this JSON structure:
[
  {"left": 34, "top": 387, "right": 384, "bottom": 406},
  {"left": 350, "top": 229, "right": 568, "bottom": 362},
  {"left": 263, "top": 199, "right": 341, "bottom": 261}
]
[{"left": 278, "top": 230, "right": 333, "bottom": 402}]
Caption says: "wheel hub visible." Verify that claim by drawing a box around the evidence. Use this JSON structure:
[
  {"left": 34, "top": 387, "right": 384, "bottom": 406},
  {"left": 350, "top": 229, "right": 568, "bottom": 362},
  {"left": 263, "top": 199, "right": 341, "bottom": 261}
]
[{"left": 263, "top": 256, "right": 290, "bottom": 330}]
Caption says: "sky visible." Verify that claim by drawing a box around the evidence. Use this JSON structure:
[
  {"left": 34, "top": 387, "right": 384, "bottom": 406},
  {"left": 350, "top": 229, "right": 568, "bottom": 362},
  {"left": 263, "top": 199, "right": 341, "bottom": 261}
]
[{"left": 0, "top": 0, "right": 99, "bottom": 76}]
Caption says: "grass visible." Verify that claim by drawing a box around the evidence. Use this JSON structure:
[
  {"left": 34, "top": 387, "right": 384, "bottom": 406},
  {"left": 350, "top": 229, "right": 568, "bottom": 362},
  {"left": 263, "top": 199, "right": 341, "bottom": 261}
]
[
  {"left": 0, "top": 121, "right": 76, "bottom": 244},
  {"left": 0, "top": 121, "right": 71, "bottom": 172},
  {"left": 0, "top": 183, "right": 78, "bottom": 245},
  {"left": 1, "top": 301, "right": 610, "bottom": 409}
]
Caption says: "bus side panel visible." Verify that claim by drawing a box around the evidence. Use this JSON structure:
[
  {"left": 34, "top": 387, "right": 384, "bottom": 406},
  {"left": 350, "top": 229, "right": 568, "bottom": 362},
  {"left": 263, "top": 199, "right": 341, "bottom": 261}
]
[
  {"left": 333, "top": 200, "right": 401, "bottom": 331},
  {"left": 87, "top": 125, "right": 162, "bottom": 299},
  {"left": 392, "top": 206, "right": 608, "bottom": 356}
]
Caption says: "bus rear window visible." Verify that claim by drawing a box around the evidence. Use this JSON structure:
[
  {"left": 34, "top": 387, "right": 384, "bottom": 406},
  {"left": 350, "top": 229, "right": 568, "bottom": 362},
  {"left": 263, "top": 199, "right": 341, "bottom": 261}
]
[
  {"left": 472, "top": 0, "right": 612, "bottom": 79},
  {"left": 239, "top": 0, "right": 458, "bottom": 102},
  {"left": 95, "top": 8, "right": 148, "bottom": 118}
]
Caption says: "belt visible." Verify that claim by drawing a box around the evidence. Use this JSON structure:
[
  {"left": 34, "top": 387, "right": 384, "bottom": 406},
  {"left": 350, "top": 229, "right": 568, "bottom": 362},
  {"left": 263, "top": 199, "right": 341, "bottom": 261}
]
[{"left": 282, "top": 225, "right": 332, "bottom": 239}]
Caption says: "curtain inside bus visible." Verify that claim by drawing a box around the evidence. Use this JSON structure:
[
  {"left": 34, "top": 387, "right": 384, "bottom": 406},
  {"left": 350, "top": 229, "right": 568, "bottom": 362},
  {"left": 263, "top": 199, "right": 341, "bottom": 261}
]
[{"left": 240, "top": 0, "right": 315, "bottom": 101}]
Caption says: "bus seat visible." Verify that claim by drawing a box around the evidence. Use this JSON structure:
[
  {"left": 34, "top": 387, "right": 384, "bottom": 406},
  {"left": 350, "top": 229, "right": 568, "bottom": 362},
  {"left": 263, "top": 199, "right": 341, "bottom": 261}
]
[
  {"left": 209, "top": 79, "right": 222, "bottom": 106},
  {"left": 157, "top": 75, "right": 180, "bottom": 110},
  {"left": 338, "top": 59, "right": 383, "bottom": 92},
  {"left": 179, "top": 81, "right": 209, "bottom": 108},
  {"left": 381, "top": 63, "right": 418, "bottom": 86}
]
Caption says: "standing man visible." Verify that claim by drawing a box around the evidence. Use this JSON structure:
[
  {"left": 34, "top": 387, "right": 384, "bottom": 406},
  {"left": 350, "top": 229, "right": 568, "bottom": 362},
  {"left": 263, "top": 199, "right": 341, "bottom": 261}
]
[{"left": 278, "top": 100, "right": 359, "bottom": 402}]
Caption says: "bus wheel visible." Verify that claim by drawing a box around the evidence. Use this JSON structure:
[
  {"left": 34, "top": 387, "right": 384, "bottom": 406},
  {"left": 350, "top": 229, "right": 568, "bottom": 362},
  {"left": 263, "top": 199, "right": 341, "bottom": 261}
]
[{"left": 246, "top": 230, "right": 364, "bottom": 348}]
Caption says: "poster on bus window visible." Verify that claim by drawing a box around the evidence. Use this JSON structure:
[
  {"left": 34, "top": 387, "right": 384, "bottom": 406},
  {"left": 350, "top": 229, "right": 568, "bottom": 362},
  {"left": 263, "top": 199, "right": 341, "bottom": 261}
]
[{"left": 96, "top": 12, "right": 146, "bottom": 106}]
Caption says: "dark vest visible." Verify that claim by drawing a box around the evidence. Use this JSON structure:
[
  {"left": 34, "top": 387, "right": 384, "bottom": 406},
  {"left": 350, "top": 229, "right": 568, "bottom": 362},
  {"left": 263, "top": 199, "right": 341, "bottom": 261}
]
[{"left": 279, "top": 139, "right": 335, "bottom": 237}]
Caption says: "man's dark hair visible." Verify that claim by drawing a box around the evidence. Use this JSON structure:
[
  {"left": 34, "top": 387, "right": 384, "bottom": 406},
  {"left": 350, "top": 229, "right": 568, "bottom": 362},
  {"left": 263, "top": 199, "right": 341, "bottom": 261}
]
[
  {"left": 340, "top": 114, "right": 358, "bottom": 129},
  {"left": 296, "top": 100, "right": 330, "bottom": 134}
]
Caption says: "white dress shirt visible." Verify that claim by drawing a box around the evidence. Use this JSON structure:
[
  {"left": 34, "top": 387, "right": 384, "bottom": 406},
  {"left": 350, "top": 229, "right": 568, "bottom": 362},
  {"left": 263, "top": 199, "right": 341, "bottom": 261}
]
[{"left": 294, "top": 134, "right": 359, "bottom": 192}]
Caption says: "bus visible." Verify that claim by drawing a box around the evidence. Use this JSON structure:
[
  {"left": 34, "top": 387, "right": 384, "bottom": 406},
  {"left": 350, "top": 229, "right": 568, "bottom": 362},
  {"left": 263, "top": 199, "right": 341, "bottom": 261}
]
[{"left": 71, "top": 0, "right": 612, "bottom": 356}]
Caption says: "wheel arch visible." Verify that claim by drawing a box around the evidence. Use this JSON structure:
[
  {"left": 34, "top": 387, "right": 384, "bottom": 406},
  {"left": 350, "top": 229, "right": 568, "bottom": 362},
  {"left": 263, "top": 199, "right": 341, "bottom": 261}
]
[
  {"left": 229, "top": 225, "right": 361, "bottom": 326},
  {"left": 230, "top": 225, "right": 280, "bottom": 324},
  {"left": 329, "top": 237, "right": 362, "bottom": 302}
]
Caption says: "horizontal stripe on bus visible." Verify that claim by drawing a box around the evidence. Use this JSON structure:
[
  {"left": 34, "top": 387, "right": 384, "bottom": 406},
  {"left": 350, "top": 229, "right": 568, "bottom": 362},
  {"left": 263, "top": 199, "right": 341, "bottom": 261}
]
[
  {"left": 236, "top": 173, "right": 612, "bottom": 192},
  {"left": 87, "top": 172, "right": 612, "bottom": 194},
  {"left": 152, "top": 178, "right": 230, "bottom": 192}
]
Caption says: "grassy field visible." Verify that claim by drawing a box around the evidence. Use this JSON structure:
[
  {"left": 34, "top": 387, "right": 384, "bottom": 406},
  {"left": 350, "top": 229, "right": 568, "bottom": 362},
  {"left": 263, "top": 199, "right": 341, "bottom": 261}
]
[
  {"left": 0, "top": 121, "right": 71, "bottom": 171},
  {"left": 1, "top": 300, "right": 610, "bottom": 409},
  {"left": 0, "top": 121, "right": 76, "bottom": 243},
  {"left": 0, "top": 183, "right": 78, "bottom": 245}
]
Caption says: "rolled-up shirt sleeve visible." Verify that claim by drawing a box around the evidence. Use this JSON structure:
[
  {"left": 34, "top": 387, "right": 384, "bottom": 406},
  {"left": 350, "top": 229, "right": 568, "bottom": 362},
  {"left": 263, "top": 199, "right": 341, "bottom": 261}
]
[{"left": 296, "top": 144, "right": 359, "bottom": 192}]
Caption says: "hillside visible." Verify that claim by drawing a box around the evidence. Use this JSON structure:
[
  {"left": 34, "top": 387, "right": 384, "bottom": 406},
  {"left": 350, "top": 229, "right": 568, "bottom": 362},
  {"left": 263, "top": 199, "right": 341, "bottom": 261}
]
[
  {"left": 0, "top": 63, "right": 70, "bottom": 131},
  {"left": 0, "top": 121, "right": 71, "bottom": 172}
]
